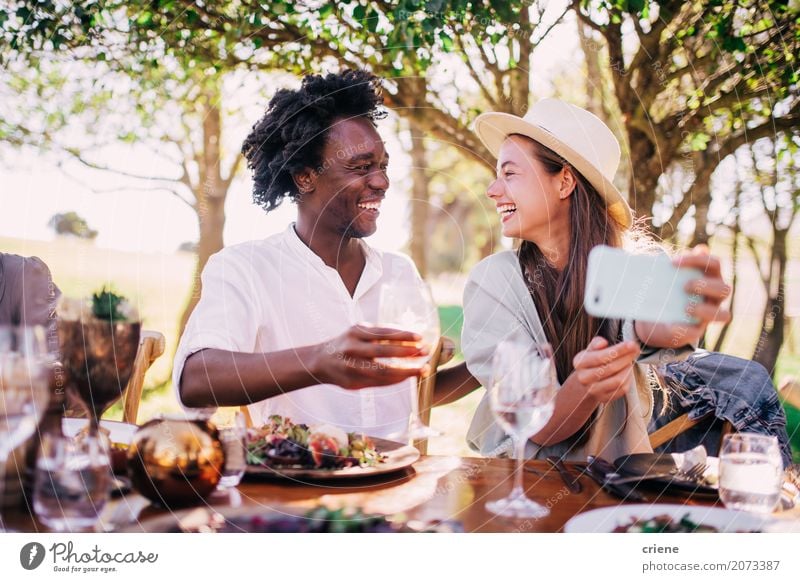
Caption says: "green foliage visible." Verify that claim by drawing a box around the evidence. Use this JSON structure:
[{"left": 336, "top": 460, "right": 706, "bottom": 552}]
[
  {"left": 91, "top": 285, "right": 128, "bottom": 321},
  {"left": 47, "top": 211, "right": 98, "bottom": 240}
]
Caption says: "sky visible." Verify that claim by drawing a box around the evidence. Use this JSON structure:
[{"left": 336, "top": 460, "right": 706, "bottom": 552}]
[{"left": 0, "top": 2, "right": 579, "bottom": 256}]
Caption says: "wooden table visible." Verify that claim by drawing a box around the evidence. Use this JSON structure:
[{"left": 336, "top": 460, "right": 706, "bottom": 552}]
[{"left": 6, "top": 456, "right": 717, "bottom": 533}]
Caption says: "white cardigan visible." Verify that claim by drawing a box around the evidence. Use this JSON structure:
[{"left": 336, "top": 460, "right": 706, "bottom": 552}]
[{"left": 462, "top": 250, "right": 692, "bottom": 461}]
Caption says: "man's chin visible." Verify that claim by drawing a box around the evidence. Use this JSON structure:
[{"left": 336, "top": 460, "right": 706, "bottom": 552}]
[{"left": 341, "top": 223, "right": 377, "bottom": 239}]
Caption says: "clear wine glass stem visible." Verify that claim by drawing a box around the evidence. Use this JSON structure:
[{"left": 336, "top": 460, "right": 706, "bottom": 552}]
[
  {"left": 0, "top": 450, "right": 9, "bottom": 532},
  {"left": 510, "top": 435, "right": 526, "bottom": 500},
  {"left": 87, "top": 412, "right": 101, "bottom": 438}
]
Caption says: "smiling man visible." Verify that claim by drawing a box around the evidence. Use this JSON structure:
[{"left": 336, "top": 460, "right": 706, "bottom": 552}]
[{"left": 174, "top": 70, "right": 475, "bottom": 437}]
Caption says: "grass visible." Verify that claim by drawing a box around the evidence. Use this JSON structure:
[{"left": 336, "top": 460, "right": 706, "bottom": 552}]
[{"left": 4, "top": 234, "right": 799, "bottom": 460}]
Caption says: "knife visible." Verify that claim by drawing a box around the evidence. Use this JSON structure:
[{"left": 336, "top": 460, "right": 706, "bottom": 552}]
[{"left": 546, "top": 455, "right": 582, "bottom": 494}]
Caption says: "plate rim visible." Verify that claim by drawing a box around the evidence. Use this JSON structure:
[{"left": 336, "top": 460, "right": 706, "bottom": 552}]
[
  {"left": 62, "top": 417, "right": 138, "bottom": 444},
  {"left": 563, "top": 503, "right": 773, "bottom": 533}
]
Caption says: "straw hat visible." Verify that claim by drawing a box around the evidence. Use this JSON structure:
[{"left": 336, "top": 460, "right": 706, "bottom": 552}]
[{"left": 472, "top": 98, "right": 633, "bottom": 229}]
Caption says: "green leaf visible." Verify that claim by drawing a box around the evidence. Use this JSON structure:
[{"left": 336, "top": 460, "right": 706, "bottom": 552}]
[
  {"left": 439, "top": 31, "right": 453, "bottom": 52},
  {"left": 136, "top": 11, "right": 153, "bottom": 27}
]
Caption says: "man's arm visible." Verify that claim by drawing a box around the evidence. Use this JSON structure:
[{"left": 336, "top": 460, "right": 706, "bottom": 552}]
[
  {"left": 179, "top": 325, "right": 429, "bottom": 408},
  {"left": 431, "top": 362, "right": 480, "bottom": 407}
]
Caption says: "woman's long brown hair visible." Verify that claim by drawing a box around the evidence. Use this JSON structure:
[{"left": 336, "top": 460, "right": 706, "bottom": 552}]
[{"left": 516, "top": 137, "right": 626, "bottom": 446}]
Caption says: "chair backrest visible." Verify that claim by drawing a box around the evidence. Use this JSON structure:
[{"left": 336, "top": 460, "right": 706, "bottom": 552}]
[
  {"left": 414, "top": 336, "right": 455, "bottom": 455},
  {"left": 121, "top": 330, "right": 166, "bottom": 424}
]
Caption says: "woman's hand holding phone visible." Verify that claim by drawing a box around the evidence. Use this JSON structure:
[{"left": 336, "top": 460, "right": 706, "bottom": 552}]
[
  {"left": 571, "top": 337, "right": 640, "bottom": 405},
  {"left": 672, "top": 245, "right": 732, "bottom": 332},
  {"left": 637, "top": 246, "right": 732, "bottom": 347}
]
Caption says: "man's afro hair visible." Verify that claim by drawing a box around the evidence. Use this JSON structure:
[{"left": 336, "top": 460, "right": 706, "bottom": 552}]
[{"left": 242, "top": 69, "right": 387, "bottom": 213}]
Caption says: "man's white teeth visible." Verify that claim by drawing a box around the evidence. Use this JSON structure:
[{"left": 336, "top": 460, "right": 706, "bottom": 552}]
[
  {"left": 497, "top": 204, "right": 517, "bottom": 215},
  {"left": 358, "top": 202, "right": 381, "bottom": 210}
]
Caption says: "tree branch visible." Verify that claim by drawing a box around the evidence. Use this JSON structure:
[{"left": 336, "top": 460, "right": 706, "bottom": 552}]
[
  {"left": 745, "top": 235, "right": 770, "bottom": 292},
  {"left": 62, "top": 147, "right": 182, "bottom": 183},
  {"left": 455, "top": 34, "right": 501, "bottom": 110},
  {"left": 58, "top": 165, "right": 196, "bottom": 210}
]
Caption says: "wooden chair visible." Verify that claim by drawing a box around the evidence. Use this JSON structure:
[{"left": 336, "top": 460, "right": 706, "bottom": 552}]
[
  {"left": 779, "top": 376, "right": 800, "bottom": 411},
  {"left": 121, "top": 330, "right": 166, "bottom": 424},
  {"left": 647, "top": 367, "right": 733, "bottom": 451},
  {"left": 414, "top": 336, "right": 456, "bottom": 454},
  {"left": 62, "top": 329, "right": 165, "bottom": 425}
]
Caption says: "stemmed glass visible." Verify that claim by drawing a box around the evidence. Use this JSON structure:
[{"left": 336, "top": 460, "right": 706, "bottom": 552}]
[
  {"left": 486, "top": 339, "right": 558, "bottom": 519},
  {"left": 59, "top": 318, "right": 140, "bottom": 437},
  {"left": 0, "top": 325, "right": 50, "bottom": 531},
  {"left": 376, "top": 281, "right": 441, "bottom": 440}
]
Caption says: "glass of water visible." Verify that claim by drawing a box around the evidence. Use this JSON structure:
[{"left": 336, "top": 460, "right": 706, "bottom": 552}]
[
  {"left": 375, "top": 281, "right": 441, "bottom": 440},
  {"left": 719, "top": 433, "right": 783, "bottom": 514},
  {"left": 485, "top": 340, "right": 558, "bottom": 519},
  {"left": 217, "top": 412, "right": 247, "bottom": 489},
  {"left": 33, "top": 434, "right": 112, "bottom": 532}
]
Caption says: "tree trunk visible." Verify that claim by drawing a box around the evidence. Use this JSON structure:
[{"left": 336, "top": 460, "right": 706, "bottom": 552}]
[
  {"left": 179, "top": 195, "right": 226, "bottom": 335},
  {"left": 689, "top": 156, "right": 715, "bottom": 247},
  {"left": 578, "top": 22, "right": 603, "bottom": 119},
  {"left": 508, "top": 5, "right": 531, "bottom": 115},
  {"left": 407, "top": 121, "right": 430, "bottom": 278},
  {"left": 178, "top": 90, "right": 228, "bottom": 335},
  {"left": 752, "top": 229, "right": 787, "bottom": 377},
  {"left": 712, "top": 178, "right": 742, "bottom": 352},
  {"left": 627, "top": 129, "right": 660, "bottom": 222}
]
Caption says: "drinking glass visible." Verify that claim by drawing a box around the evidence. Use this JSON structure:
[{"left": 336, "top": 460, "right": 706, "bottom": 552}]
[
  {"left": 217, "top": 412, "right": 247, "bottom": 489},
  {"left": 33, "top": 433, "right": 112, "bottom": 532},
  {"left": 59, "top": 318, "right": 140, "bottom": 437},
  {"left": 0, "top": 325, "right": 50, "bottom": 531},
  {"left": 486, "top": 340, "right": 558, "bottom": 519},
  {"left": 375, "top": 282, "right": 441, "bottom": 440},
  {"left": 719, "top": 433, "right": 783, "bottom": 514}
]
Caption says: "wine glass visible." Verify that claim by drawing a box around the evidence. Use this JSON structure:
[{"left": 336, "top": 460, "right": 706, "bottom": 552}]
[
  {"left": 0, "top": 325, "right": 50, "bottom": 531},
  {"left": 719, "top": 433, "right": 783, "bottom": 514},
  {"left": 486, "top": 339, "right": 558, "bottom": 519},
  {"left": 375, "top": 281, "right": 441, "bottom": 440},
  {"left": 59, "top": 319, "right": 140, "bottom": 437},
  {"left": 33, "top": 433, "right": 112, "bottom": 532}
]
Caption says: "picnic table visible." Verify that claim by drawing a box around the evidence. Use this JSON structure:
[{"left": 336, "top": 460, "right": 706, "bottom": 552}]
[{"left": 6, "top": 456, "right": 715, "bottom": 533}]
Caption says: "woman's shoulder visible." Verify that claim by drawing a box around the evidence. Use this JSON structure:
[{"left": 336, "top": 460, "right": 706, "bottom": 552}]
[{"left": 467, "top": 250, "right": 522, "bottom": 286}]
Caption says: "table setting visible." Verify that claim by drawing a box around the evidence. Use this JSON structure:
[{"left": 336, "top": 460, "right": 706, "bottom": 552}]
[{"left": 1, "top": 290, "right": 799, "bottom": 535}]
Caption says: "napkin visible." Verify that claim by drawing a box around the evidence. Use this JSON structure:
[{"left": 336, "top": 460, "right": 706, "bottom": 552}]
[{"left": 670, "top": 445, "right": 708, "bottom": 474}]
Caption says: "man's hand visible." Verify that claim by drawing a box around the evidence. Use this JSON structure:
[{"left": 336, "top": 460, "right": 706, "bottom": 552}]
[
  {"left": 571, "top": 337, "right": 640, "bottom": 405},
  {"left": 311, "top": 324, "right": 429, "bottom": 389}
]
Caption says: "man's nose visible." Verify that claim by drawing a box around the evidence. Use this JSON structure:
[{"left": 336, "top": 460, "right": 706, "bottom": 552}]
[{"left": 368, "top": 168, "right": 389, "bottom": 191}]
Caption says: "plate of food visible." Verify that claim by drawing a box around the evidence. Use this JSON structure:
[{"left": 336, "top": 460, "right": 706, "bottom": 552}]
[
  {"left": 123, "top": 505, "right": 462, "bottom": 533},
  {"left": 564, "top": 504, "right": 773, "bottom": 533},
  {"left": 245, "top": 416, "right": 420, "bottom": 480}
]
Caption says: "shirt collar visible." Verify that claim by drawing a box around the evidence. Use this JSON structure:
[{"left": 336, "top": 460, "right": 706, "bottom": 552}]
[{"left": 283, "top": 223, "right": 384, "bottom": 299}]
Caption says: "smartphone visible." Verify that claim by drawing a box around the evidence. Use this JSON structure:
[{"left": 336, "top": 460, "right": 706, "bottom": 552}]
[{"left": 584, "top": 245, "right": 702, "bottom": 324}]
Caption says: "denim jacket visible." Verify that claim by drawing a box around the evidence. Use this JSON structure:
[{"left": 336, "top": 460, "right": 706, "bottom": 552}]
[{"left": 651, "top": 350, "right": 792, "bottom": 467}]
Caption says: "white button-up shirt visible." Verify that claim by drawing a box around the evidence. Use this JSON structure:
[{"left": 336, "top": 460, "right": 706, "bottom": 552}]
[{"left": 173, "top": 224, "right": 422, "bottom": 438}]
